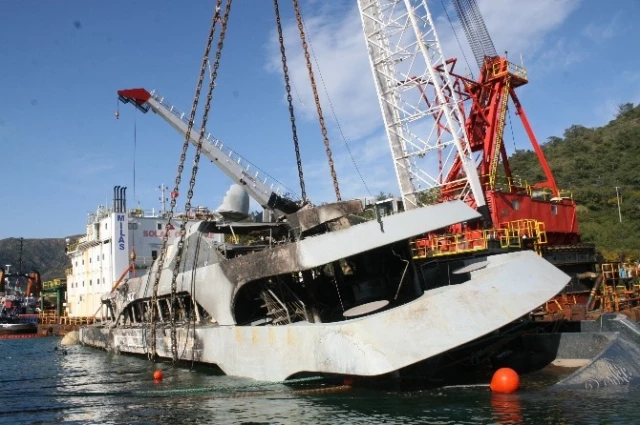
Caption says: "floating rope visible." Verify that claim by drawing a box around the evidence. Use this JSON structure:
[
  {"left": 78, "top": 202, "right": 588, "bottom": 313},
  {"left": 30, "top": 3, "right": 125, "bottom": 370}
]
[
  {"left": 2, "top": 375, "right": 333, "bottom": 399},
  {"left": 134, "top": 375, "right": 325, "bottom": 397}
]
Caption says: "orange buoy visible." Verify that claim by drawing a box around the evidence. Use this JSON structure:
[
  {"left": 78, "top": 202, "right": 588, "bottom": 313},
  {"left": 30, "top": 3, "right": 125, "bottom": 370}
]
[
  {"left": 153, "top": 370, "right": 164, "bottom": 381},
  {"left": 490, "top": 368, "right": 520, "bottom": 393}
]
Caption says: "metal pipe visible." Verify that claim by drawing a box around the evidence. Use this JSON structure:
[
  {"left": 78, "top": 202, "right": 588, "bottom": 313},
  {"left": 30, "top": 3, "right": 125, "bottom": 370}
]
[{"left": 114, "top": 186, "right": 120, "bottom": 211}]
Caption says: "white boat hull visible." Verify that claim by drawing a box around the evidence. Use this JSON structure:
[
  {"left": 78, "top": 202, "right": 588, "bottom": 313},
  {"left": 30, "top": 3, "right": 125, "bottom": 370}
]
[{"left": 80, "top": 251, "right": 568, "bottom": 381}]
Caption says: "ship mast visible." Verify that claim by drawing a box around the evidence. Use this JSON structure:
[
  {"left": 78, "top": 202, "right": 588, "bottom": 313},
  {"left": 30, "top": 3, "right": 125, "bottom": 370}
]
[
  {"left": 17, "top": 237, "right": 24, "bottom": 275},
  {"left": 157, "top": 184, "right": 168, "bottom": 214}
]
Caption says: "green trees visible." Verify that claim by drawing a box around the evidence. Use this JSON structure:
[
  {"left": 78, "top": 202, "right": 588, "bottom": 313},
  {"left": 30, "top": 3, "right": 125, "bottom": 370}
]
[{"left": 508, "top": 103, "right": 640, "bottom": 261}]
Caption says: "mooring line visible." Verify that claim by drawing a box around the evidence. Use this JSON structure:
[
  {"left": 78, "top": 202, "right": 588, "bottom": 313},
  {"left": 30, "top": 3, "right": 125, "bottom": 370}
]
[
  {"left": 0, "top": 375, "right": 336, "bottom": 399},
  {"left": 134, "top": 375, "right": 325, "bottom": 397}
]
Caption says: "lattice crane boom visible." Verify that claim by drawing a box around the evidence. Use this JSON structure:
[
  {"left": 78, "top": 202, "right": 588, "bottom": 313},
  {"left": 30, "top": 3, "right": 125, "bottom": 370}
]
[{"left": 357, "top": 0, "right": 487, "bottom": 215}]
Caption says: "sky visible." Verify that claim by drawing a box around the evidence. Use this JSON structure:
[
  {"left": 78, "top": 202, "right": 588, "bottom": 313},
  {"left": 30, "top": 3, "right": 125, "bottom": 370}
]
[{"left": 0, "top": 0, "right": 638, "bottom": 239}]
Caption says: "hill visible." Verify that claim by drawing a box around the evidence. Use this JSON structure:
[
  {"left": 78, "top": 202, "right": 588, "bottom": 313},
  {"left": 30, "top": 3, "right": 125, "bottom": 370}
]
[
  {"left": 0, "top": 237, "right": 71, "bottom": 282},
  {"left": 508, "top": 102, "right": 640, "bottom": 261}
]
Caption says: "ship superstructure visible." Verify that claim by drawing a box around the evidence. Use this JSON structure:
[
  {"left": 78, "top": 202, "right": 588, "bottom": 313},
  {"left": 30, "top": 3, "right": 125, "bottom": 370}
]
[{"left": 65, "top": 185, "right": 220, "bottom": 317}]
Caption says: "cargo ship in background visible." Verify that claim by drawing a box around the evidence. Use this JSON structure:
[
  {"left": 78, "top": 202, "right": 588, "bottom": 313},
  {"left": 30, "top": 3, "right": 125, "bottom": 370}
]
[{"left": 64, "top": 184, "right": 224, "bottom": 318}]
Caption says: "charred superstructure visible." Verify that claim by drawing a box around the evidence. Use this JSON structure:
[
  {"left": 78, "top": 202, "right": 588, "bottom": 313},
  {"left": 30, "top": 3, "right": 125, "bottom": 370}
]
[{"left": 81, "top": 200, "right": 569, "bottom": 380}]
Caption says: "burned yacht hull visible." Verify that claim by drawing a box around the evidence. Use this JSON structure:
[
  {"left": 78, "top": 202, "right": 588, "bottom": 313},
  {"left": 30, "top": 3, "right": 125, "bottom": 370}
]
[{"left": 79, "top": 200, "right": 569, "bottom": 381}]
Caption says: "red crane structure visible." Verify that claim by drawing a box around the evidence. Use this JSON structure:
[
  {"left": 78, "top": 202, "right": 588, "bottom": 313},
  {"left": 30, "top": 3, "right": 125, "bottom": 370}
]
[
  {"left": 406, "top": 0, "right": 583, "bottom": 259},
  {"left": 358, "top": 0, "right": 601, "bottom": 320}
]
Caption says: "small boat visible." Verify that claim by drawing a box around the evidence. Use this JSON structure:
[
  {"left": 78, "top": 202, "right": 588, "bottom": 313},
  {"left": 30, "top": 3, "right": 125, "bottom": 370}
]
[
  {"left": 0, "top": 258, "right": 42, "bottom": 338},
  {"left": 0, "top": 318, "right": 37, "bottom": 336}
]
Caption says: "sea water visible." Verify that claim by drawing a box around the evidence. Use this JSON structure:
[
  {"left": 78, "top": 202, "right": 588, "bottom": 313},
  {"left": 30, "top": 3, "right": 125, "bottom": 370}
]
[{"left": 0, "top": 337, "right": 637, "bottom": 425}]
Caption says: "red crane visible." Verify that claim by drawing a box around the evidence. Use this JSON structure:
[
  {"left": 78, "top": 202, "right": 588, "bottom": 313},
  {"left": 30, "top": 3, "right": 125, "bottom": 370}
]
[{"left": 411, "top": 0, "right": 581, "bottom": 259}]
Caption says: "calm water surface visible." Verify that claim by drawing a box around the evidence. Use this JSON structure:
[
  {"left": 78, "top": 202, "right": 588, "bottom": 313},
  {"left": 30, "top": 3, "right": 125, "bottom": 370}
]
[{"left": 0, "top": 337, "right": 638, "bottom": 424}]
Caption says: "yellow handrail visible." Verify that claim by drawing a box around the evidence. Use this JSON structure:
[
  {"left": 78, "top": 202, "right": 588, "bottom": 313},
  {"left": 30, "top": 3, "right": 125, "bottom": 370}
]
[
  {"left": 411, "top": 219, "right": 547, "bottom": 259},
  {"left": 43, "top": 278, "right": 67, "bottom": 290}
]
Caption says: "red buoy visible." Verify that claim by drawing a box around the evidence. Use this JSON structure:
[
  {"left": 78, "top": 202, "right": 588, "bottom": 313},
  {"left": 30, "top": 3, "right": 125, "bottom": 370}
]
[
  {"left": 490, "top": 368, "right": 519, "bottom": 393},
  {"left": 153, "top": 370, "right": 164, "bottom": 381}
]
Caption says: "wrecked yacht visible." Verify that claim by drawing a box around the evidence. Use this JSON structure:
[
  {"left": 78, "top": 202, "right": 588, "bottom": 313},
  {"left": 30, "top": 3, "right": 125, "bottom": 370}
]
[
  {"left": 79, "top": 193, "right": 569, "bottom": 381},
  {"left": 82, "top": 7, "right": 570, "bottom": 379}
]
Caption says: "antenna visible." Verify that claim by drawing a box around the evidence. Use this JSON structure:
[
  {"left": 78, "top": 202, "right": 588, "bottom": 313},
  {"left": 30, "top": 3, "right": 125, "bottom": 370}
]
[
  {"left": 18, "top": 238, "right": 24, "bottom": 275},
  {"left": 158, "top": 184, "right": 168, "bottom": 214},
  {"left": 615, "top": 186, "right": 622, "bottom": 223}
]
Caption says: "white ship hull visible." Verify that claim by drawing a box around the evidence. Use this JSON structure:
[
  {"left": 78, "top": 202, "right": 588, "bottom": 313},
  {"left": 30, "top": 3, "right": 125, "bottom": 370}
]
[{"left": 79, "top": 200, "right": 569, "bottom": 381}]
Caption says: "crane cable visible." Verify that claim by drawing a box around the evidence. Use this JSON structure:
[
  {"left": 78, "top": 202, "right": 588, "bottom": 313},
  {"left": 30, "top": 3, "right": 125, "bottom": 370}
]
[
  {"left": 148, "top": 0, "right": 230, "bottom": 363},
  {"left": 507, "top": 106, "right": 517, "bottom": 153},
  {"left": 298, "top": 12, "right": 372, "bottom": 198},
  {"left": 292, "top": 0, "right": 341, "bottom": 202},
  {"left": 273, "top": 0, "right": 307, "bottom": 204},
  {"left": 440, "top": 0, "right": 474, "bottom": 78},
  {"left": 169, "top": 0, "right": 233, "bottom": 364}
]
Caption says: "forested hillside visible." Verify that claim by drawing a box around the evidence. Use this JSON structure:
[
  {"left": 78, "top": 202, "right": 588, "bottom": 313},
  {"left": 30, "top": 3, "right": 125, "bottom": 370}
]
[
  {"left": 0, "top": 237, "right": 70, "bottom": 281},
  {"left": 508, "top": 103, "right": 640, "bottom": 261}
]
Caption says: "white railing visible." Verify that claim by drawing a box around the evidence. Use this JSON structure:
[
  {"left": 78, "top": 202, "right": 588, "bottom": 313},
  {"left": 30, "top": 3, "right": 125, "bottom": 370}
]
[{"left": 149, "top": 90, "right": 298, "bottom": 201}]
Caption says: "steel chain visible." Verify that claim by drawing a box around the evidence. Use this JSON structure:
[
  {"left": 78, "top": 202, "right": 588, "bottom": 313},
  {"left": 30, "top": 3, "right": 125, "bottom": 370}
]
[
  {"left": 292, "top": 0, "right": 341, "bottom": 201},
  {"left": 169, "top": 0, "right": 233, "bottom": 363},
  {"left": 169, "top": 0, "right": 233, "bottom": 364},
  {"left": 148, "top": 0, "right": 225, "bottom": 362},
  {"left": 273, "top": 0, "right": 307, "bottom": 203}
]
